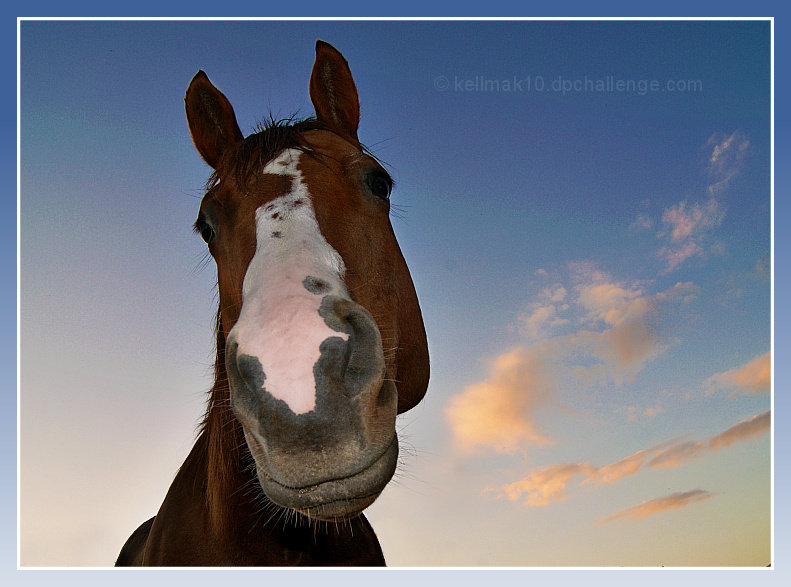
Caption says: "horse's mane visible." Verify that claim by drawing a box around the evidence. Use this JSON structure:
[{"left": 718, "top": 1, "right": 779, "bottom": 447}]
[{"left": 205, "top": 115, "right": 352, "bottom": 192}]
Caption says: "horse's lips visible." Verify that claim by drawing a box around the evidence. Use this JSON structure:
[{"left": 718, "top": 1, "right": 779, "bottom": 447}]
[{"left": 252, "top": 434, "right": 399, "bottom": 521}]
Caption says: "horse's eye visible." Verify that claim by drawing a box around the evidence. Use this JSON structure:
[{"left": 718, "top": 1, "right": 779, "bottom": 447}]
[
  {"left": 200, "top": 225, "right": 215, "bottom": 244},
  {"left": 195, "top": 218, "right": 216, "bottom": 244},
  {"left": 368, "top": 172, "right": 392, "bottom": 200}
]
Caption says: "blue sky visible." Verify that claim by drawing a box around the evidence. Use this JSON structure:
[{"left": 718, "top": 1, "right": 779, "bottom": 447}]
[{"left": 15, "top": 17, "right": 781, "bottom": 576}]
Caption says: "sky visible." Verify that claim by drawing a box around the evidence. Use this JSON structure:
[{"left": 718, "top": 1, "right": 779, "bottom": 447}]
[{"left": 17, "top": 18, "right": 778, "bottom": 575}]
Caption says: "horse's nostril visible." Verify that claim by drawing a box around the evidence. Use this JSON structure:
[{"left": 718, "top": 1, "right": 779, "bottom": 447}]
[
  {"left": 321, "top": 297, "right": 378, "bottom": 342},
  {"left": 236, "top": 354, "right": 267, "bottom": 393},
  {"left": 226, "top": 296, "right": 386, "bottom": 414},
  {"left": 316, "top": 297, "right": 386, "bottom": 398}
]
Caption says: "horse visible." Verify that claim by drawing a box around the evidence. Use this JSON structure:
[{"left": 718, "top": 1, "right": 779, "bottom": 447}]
[{"left": 115, "top": 40, "right": 429, "bottom": 566}]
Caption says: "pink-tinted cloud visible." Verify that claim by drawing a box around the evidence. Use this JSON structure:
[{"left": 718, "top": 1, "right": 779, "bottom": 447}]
[
  {"left": 501, "top": 444, "right": 666, "bottom": 507},
  {"left": 657, "top": 198, "right": 724, "bottom": 272},
  {"left": 451, "top": 267, "right": 696, "bottom": 460},
  {"left": 633, "top": 132, "right": 746, "bottom": 273},
  {"left": 707, "top": 352, "right": 771, "bottom": 396},
  {"left": 662, "top": 199, "right": 722, "bottom": 243},
  {"left": 577, "top": 282, "right": 650, "bottom": 326},
  {"left": 588, "top": 448, "right": 655, "bottom": 485},
  {"left": 569, "top": 278, "right": 697, "bottom": 383},
  {"left": 597, "top": 319, "right": 659, "bottom": 374},
  {"left": 445, "top": 347, "right": 556, "bottom": 454},
  {"left": 648, "top": 411, "right": 771, "bottom": 468},
  {"left": 519, "top": 304, "right": 559, "bottom": 339},
  {"left": 596, "top": 489, "right": 715, "bottom": 525},
  {"left": 500, "top": 463, "right": 596, "bottom": 507},
  {"left": 657, "top": 240, "right": 703, "bottom": 273},
  {"left": 500, "top": 448, "right": 660, "bottom": 508},
  {"left": 518, "top": 284, "right": 570, "bottom": 339},
  {"left": 648, "top": 441, "right": 707, "bottom": 469},
  {"left": 708, "top": 410, "right": 771, "bottom": 452},
  {"left": 497, "top": 411, "right": 769, "bottom": 508},
  {"left": 620, "top": 405, "right": 664, "bottom": 422},
  {"left": 654, "top": 281, "right": 700, "bottom": 304},
  {"left": 706, "top": 130, "right": 750, "bottom": 194},
  {"left": 483, "top": 273, "right": 700, "bottom": 458}
]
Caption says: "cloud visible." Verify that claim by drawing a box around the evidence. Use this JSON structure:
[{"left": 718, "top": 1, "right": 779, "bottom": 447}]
[
  {"left": 657, "top": 198, "right": 724, "bottom": 272},
  {"left": 577, "top": 282, "right": 650, "bottom": 327},
  {"left": 649, "top": 410, "right": 770, "bottom": 468},
  {"left": 708, "top": 410, "right": 771, "bottom": 452},
  {"left": 547, "top": 285, "right": 568, "bottom": 303},
  {"left": 519, "top": 304, "right": 559, "bottom": 339},
  {"left": 469, "top": 270, "right": 700, "bottom": 457},
  {"left": 753, "top": 253, "right": 770, "bottom": 281},
  {"left": 637, "top": 132, "right": 748, "bottom": 273},
  {"left": 450, "top": 266, "right": 698, "bottom": 458},
  {"left": 706, "top": 352, "right": 771, "bottom": 396},
  {"left": 445, "top": 347, "right": 556, "bottom": 454},
  {"left": 588, "top": 448, "right": 656, "bottom": 485},
  {"left": 629, "top": 213, "right": 653, "bottom": 232},
  {"left": 662, "top": 199, "right": 722, "bottom": 244},
  {"left": 597, "top": 319, "right": 658, "bottom": 374},
  {"left": 706, "top": 130, "right": 750, "bottom": 194},
  {"left": 596, "top": 489, "right": 714, "bottom": 525},
  {"left": 496, "top": 411, "right": 769, "bottom": 508},
  {"left": 517, "top": 285, "right": 570, "bottom": 339},
  {"left": 498, "top": 447, "right": 657, "bottom": 508},
  {"left": 620, "top": 405, "right": 664, "bottom": 422},
  {"left": 500, "top": 463, "right": 596, "bottom": 507},
  {"left": 648, "top": 441, "right": 707, "bottom": 469},
  {"left": 567, "top": 260, "right": 610, "bottom": 287},
  {"left": 657, "top": 242, "right": 701, "bottom": 273},
  {"left": 654, "top": 281, "right": 701, "bottom": 304},
  {"left": 568, "top": 277, "right": 697, "bottom": 383}
]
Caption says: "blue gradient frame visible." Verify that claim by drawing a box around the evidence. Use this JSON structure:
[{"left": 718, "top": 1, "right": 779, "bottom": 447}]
[{"left": 8, "top": 7, "right": 787, "bottom": 587}]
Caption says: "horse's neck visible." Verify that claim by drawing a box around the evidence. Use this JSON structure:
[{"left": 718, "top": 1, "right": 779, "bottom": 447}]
[
  {"left": 142, "top": 359, "right": 387, "bottom": 566},
  {"left": 202, "top": 317, "right": 252, "bottom": 533},
  {"left": 140, "top": 328, "right": 261, "bottom": 563}
]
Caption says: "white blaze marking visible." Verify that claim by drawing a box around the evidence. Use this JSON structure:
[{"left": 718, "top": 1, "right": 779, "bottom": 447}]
[{"left": 229, "top": 149, "right": 349, "bottom": 415}]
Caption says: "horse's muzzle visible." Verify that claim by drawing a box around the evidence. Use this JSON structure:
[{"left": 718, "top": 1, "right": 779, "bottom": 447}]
[{"left": 226, "top": 296, "right": 399, "bottom": 520}]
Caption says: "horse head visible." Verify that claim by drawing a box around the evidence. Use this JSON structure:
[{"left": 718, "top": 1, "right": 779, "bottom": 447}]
[{"left": 184, "top": 41, "right": 429, "bottom": 522}]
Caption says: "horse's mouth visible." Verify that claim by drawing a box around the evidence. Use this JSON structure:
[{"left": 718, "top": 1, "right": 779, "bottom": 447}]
[{"left": 254, "top": 435, "right": 399, "bottom": 522}]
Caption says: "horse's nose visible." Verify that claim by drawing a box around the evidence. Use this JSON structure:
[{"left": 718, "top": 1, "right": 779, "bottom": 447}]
[
  {"left": 316, "top": 296, "right": 386, "bottom": 399},
  {"left": 228, "top": 295, "right": 387, "bottom": 410},
  {"left": 226, "top": 294, "right": 397, "bottom": 491},
  {"left": 227, "top": 292, "right": 395, "bottom": 441}
]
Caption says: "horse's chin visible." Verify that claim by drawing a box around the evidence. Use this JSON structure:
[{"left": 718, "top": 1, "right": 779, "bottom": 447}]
[
  {"left": 254, "top": 435, "right": 399, "bottom": 522},
  {"left": 294, "top": 495, "right": 379, "bottom": 522}
]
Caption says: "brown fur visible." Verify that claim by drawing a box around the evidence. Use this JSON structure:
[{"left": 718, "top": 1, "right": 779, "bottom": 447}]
[{"left": 116, "top": 41, "right": 429, "bottom": 566}]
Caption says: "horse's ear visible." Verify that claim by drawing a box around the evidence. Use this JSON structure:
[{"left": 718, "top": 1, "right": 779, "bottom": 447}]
[
  {"left": 309, "top": 41, "right": 360, "bottom": 142},
  {"left": 185, "top": 70, "right": 244, "bottom": 170}
]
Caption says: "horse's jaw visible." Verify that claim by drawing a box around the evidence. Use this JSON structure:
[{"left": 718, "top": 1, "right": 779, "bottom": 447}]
[{"left": 244, "top": 424, "right": 399, "bottom": 522}]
